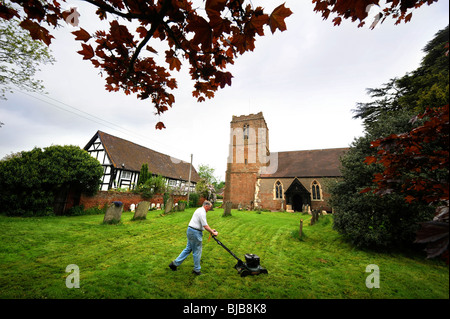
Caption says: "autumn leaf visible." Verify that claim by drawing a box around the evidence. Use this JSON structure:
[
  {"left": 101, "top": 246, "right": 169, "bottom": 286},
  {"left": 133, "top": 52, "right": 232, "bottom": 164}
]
[
  {"left": 269, "top": 3, "right": 293, "bottom": 34},
  {"left": 364, "top": 156, "right": 377, "bottom": 165},
  {"left": 19, "top": 19, "right": 54, "bottom": 45},
  {"left": 72, "top": 28, "right": 91, "bottom": 42},
  {"left": 187, "top": 16, "right": 212, "bottom": 49},
  {"left": 248, "top": 13, "right": 269, "bottom": 36},
  {"left": 166, "top": 50, "right": 182, "bottom": 71},
  {"left": 78, "top": 43, "right": 95, "bottom": 60},
  {"left": 155, "top": 121, "right": 166, "bottom": 130},
  {"left": 136, "top": 26, "right": 147, "bottom": 38},
  {"left": 405, "top": 12, "right": 413, "bottom": 23},
  {"left": 215, "top": 71, "right": 233, "bottom": 88},
  {"left": 0, "top": 5, "right": 19, "bottom": 20}
]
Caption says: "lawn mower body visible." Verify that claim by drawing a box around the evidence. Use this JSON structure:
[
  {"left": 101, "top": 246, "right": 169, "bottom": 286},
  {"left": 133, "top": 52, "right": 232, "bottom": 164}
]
[{"left": 212, "top": 236, "right": 268, "bottom": 277}]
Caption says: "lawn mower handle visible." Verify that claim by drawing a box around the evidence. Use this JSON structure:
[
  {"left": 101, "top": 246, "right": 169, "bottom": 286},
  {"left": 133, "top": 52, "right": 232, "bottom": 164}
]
[{"left": 211, "top": 235, "right": 244, "bottom": 263}]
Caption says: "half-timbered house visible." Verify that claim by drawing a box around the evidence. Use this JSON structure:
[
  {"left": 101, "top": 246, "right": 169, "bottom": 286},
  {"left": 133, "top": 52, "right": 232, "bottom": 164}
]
[{"left": 84, "top": 131, "right": 200, "bottom": 192}]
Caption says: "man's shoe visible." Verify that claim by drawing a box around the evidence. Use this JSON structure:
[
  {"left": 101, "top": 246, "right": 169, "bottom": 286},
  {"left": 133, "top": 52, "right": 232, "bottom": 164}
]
[
  {"left": 169, "top": 261, "right": 177, "bottom": 271},
  {"left": 192, "top": 270, "right": 202, "bottom": 275}
]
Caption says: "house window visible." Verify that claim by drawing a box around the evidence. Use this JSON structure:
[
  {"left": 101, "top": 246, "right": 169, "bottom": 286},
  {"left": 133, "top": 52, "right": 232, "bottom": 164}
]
[
  {"left": 275, "top": 181, "right": 283, "bottom": 199},
  {"left": 243, "top": 124, "right": 250, "bottom": 140},
  {"left": 121, "top": 171, "right": 131, "bottom": 180},
  {"left": 312, "top": 181, "right": 321, "bottom": 200},
  {"left": 168, "top": 179, "right": 177, "bottom": 187}
]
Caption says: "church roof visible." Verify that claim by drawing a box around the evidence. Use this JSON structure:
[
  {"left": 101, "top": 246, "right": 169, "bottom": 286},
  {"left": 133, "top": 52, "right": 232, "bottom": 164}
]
[
  {"left": 260, "top": 148, "right": 348, "bottom": 178},
  {"left": 84, "top": 131, "right": 200, "bottom": 182}
]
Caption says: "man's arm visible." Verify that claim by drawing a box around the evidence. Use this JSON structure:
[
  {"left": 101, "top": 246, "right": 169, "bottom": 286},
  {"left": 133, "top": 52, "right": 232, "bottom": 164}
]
[{"left": 203, "top": 225, "right": 218, "bottom": 236}]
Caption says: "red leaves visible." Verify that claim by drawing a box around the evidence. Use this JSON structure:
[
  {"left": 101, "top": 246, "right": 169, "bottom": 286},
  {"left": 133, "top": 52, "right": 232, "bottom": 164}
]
[
  {"left": 269, "top": 3, "right": 293, "bottom": 34},
  {"left": 187, "top": 16, "right": 213, "bottom": 50},
  {"left": 6, "top": 0, "right": 293, "bottom": 129},
  {"left": 365, "top": 105, "right": 449, "bottom": 206},
  {"left": 0, "top": 5, "right": 19, "bottom": 20},
  {"left": 155, "top": 122, "right": 166, "bottom": 130},
  {"left": 215, "top": 71, "right": 233, "bottom": 89},
  {"left": 19, "top": 19, "right": 54, "bottom": 45},
  {"left": 364, "top": 105, "right": 449, "bottom": 261},
  {"left": 364, "top": 156, "right": 377, "bottom": 165},
  {"left": 165, "top": 50, "right": 181, "bottom": 71},
  {"left": 313, "top": 0, "right": 438, "bottom": 27},
  {"left": 78, "top": 43, "right": 94, "bottom": 60},
  {"left": 72, "top": 28, "right": 91, "bottom": 42}
]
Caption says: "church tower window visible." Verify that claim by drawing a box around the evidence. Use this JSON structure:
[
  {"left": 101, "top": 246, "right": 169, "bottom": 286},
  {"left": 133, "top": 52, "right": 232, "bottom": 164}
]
[
  {"left": 312, "top": 180, "right": 321, "bottom": 200},
  {"left": 243, "top": 124, "right": 250, "bottom": 140},
  {"left": 275, "top": 181, "right": 283, "bottom": 199}
]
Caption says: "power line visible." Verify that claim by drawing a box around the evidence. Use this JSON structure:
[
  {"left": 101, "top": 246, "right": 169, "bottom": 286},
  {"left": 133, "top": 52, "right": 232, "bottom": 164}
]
[{"left": 16, "top": 90, "right": 191, "bottom": 160}]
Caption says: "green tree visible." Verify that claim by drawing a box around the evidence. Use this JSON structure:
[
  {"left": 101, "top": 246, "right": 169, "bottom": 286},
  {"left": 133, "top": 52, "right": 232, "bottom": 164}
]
[
  {"left": 330, "top": 26, "right": 449, "bottom": 249},
  {"left": 330, "top": 111, "right": 435, "bottom": 248},
  {"left": 137, "top": 163, "right": 150, "bottom": 187},
  {"left": 197, "top": 164, "right": 218, "bottom": 185},
  {"left": 0, "top": 17, "right": 55, "bottom": 99},
  {"left": 139, "top": 174, "right": 167, "bottom": 198},
  {"left": 353, "top": 25, "right": 449, "bottom": 128},
  {"left": 0, "top": 145, "right": 103, "bottom": 216}
]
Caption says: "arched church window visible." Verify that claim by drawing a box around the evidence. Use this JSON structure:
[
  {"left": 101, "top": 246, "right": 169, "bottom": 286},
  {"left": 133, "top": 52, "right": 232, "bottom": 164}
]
[
  {"left": 312, "top": 181, "right": 321, "bottom": 200},
  {"left": 275, "top": 181, "right": 283, "bottom": 199},
  {"left": 243, "top": 124, "right": 249, "bottom": 140}
]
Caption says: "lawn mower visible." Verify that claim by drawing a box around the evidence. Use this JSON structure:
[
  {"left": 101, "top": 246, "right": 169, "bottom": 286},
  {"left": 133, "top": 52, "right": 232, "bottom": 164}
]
[{"left": 211, "top": 235, "right": 268, "bottom": 277}]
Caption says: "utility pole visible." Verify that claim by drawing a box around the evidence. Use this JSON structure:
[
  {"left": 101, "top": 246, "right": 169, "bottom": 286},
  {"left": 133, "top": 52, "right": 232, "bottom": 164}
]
[{"left": 187, "top": 153, "right": 193, "bottom": 207}]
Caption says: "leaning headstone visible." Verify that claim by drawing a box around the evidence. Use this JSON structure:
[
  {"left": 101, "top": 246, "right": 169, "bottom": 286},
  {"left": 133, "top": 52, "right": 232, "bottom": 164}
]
[
  {"left": 133, "top": 201, "right": 150, "bottom": 220},
  {"left": 165, "top": 196, "right": 174, "bottom": 213},
  {"left": 103, "top": 201, "right": 123, "bottom": 224},
  {"left": 223, "top": 201, "right": 232, "bottom": 217}
]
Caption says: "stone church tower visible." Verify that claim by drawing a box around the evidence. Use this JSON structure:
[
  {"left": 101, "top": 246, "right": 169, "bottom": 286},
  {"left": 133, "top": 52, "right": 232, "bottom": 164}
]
[
  {"left": 223, "top": 112, "right": 269, "bottom": 208},
  {"left": 223, "top": 112, "right": 348, "bottom": 212}
]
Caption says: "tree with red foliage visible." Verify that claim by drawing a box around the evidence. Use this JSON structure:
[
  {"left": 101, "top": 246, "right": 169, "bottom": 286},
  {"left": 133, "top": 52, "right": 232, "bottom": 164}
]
[
  {"left": 364, "top": 105, "right": 449, "bottom": 262},
  {"left": 0, "top": 0, "right": 294, "bottom": 129},
  {"left": 312, "top": 0, "right": 439, "bottom": 28},
  {"left": 1, "top": 0, "right": 439, "bottom": 128}
]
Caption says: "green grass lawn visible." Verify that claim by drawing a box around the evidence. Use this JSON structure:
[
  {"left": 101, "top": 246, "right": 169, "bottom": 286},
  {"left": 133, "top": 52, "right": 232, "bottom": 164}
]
[{"left": 0, "top": 208, "right": 448, "bottom": 299}]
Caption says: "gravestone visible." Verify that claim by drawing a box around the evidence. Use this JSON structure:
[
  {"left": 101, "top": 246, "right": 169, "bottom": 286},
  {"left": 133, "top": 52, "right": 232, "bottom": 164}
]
[
  {"left": 103, "top": 201, "right": 123, "bottom": 224},
  {"left": 223, "top": 201, "right": 232, "bottom": 217},
  {"left": 310, "top": 210, "right": 319, "bottom": 225},
  {"left": 133, "top": 201, "right": 150, "bottom": 220},
  {"left": 165, "top": 196, "right": 174, "bottom": 213},
  {"left": 178, "top": 201, "right": 186, "bottom": 211}
]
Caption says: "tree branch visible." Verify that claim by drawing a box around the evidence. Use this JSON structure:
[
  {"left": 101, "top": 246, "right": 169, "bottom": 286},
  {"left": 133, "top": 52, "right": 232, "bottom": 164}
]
[
  {"left": 82, "top": 0, "right": 149, "bottom": 20},
  {"left": 126, "top": 0, "right": 172, "bottom": 75}
]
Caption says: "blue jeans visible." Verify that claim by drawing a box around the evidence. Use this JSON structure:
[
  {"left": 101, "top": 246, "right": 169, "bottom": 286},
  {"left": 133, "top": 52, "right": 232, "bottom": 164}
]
[{"left": 173, "top": 227, "right": 203, "bottom": 272}]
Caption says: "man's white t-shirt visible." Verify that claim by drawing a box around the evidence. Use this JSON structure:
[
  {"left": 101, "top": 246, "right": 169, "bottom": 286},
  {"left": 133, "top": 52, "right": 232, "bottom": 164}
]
[{"left": 188, "top": 206, "right": 208, "bottom": 231}]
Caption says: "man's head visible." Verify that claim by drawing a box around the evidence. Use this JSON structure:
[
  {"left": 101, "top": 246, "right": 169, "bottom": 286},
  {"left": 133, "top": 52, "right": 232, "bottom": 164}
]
[{"left": 203, "top": 200, "right": 212, "bottom": 212}]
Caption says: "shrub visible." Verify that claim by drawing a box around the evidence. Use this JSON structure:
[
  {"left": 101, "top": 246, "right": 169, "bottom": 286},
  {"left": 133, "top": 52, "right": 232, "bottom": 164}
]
[
  {"left": 330, "top": 129, "right": 434, "bottom": 249},
  {"left": 0, "top": 145, "right": 103, "bottom": 216},
  {"left": 188, "top": 192, "right": 200, "bottom": 207}
]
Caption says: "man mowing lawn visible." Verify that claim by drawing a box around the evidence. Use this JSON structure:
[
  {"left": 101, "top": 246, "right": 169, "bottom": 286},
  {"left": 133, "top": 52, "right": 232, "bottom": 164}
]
[{"left": 169, "top": 200, "right": 219, "bottom": 275}]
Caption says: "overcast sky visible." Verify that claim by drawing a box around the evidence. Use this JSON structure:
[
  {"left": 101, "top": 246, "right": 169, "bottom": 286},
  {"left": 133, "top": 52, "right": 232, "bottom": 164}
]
[{"left": 0, "top": 0, "right": 448, "bottom": 181}]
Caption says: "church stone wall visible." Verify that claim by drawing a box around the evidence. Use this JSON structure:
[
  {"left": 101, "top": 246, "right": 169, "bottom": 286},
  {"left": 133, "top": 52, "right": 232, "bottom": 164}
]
[{"left": 257, "top": 177, "right": 338, "bottom": 212}]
